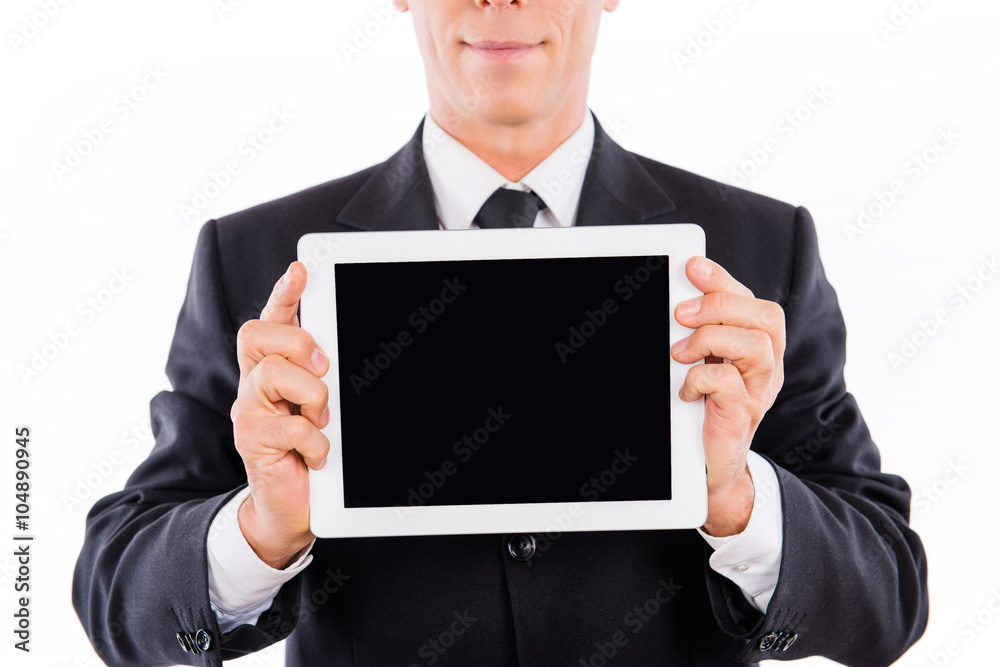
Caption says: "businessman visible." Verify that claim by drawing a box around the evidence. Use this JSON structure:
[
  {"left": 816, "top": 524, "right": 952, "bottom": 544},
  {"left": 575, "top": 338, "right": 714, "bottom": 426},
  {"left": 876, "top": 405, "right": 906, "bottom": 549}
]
[{"left": 73, "top": 1, "right": 928, "bottom": 665}]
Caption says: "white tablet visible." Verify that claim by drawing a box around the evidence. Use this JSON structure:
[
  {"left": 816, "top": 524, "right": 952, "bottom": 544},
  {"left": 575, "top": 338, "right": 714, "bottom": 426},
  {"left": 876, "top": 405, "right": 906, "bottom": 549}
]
[{"left": 298, "top": 223, "right": 706, "bottom": 538}]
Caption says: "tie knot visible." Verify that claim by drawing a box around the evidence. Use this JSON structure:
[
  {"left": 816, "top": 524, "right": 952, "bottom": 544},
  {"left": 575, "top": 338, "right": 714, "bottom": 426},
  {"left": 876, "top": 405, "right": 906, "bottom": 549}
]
[{"left": 474, "top": 187, "right": 547, "bottom": 229}]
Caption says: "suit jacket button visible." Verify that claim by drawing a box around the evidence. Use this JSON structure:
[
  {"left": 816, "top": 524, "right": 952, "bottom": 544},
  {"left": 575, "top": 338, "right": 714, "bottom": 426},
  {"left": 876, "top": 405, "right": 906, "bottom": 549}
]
[
  {"left": 507, "top": 534, "right": 536, "bottom": 562},
  {"left": 781, "top": 633, "right": 799, "bottom": 651},
  {"left": 195, "top": 628, "right": 213, "bottom": 652},
  {"left": 759, "top": 632, "right": 779, "bottom": 651},
  {"left": 176, "top": 632, "right": 191, "bottom": 652}
]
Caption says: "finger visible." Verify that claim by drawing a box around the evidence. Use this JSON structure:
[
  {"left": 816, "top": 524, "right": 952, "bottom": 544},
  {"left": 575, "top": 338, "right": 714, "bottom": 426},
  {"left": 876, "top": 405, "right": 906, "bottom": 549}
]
[
  {"left": 678, "top": 362, "right": 749, "bottom": 411},
  {"left": 248, "top": 354, "right": 330, "bottom": 427},
  {"left": 685, "top": 256, "right": 754, "bottom": 299},
  {"left": 246, "top": 413, "right": 331, "bottom": 471},
  {"left": 674, "top": 292, "right": 786, "bottom": 357},
  {"left": 672, "top": 324, "right": 775, "bottom": 384},
  {"left": 237, "top": 319, "right": 329, "bottom": 380},
  {"left": 260, "top": 261, "right": 308, "bottom": 326}
]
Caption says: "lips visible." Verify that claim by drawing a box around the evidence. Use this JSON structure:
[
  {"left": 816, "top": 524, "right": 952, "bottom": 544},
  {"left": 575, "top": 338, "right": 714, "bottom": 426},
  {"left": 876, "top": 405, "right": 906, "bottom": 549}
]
[{"left": 464, "top": 40, "right": 542, "bottom": 61}]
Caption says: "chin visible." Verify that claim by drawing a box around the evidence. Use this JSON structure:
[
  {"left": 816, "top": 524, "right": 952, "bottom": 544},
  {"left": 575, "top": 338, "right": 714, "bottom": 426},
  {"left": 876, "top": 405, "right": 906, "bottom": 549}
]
[{"left": 454, "top": 92, "right": 547, "bottom": 127}]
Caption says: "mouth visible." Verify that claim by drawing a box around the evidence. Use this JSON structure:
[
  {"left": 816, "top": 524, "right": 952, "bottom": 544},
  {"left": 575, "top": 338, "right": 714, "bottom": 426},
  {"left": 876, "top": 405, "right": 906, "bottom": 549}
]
[{"left": 463, "top": 40, "right": 542, "bottom": 61}]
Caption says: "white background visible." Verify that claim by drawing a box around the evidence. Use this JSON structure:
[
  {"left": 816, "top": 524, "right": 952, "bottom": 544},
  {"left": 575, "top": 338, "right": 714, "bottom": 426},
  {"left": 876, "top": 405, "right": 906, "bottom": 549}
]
[{"left": 2, "top": 1, "right": 998, "bottom": 666}]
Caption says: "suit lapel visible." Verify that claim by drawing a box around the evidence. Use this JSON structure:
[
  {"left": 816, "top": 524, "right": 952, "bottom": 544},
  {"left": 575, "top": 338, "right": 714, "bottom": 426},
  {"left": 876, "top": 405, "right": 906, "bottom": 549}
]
[
  {"left": 575, "top": 113, "right": 677, "bottom": 226},
  {"left": 334, "top": 112, "right": 677, "bottom": 232},
  {"left": 334, "top": 119, "right": 440, "bottom": 232}
]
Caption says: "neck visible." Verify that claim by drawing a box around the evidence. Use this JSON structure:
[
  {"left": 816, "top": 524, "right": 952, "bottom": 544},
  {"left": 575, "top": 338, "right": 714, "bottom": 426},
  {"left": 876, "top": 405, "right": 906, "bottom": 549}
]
[{"left": 429, "top": 102, "right": 588, "bottom": 183}]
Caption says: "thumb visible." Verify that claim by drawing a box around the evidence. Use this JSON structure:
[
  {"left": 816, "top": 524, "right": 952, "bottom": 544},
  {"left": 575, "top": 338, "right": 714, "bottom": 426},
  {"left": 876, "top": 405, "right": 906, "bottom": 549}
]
[{"left": 260, "top": 261, "right": 307, "bottom": 326}]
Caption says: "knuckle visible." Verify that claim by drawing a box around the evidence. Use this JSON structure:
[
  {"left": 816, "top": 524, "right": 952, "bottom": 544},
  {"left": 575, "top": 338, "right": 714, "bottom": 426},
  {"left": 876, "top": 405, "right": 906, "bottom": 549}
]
[
  {"left": 685, "top": 367, "right": 704, "bottom": 391},
  {"left": 232, "top": 409, "right": 258, "bottom": 451},
  {"left": 257, "top": 353, "right": 284, "bottom": 377},
  {"left": 230, "top": 402, "right": 246, "bottom": 429},
  {"left": 699, "top": 363, "right": 720, "bottom": 386},
  {"left": 286, "top": 415, "right": 313, "bottom": 443},
  {"left": 758, "top": 300, "right": 783, "bottom": 328},
  {"left": 697, "top": 323, "right": 720, "bottom": 345},
  {"left": 685, "top": 327, "right": 704, "bottom": 351},
  {"left": 717, "top": 361, "right": 741, "bottom": 384},
  {"left": 317, "top": 433, "right": 331, "bottom": 458},
  {"left": 706, "top": 290, "right": 727, "bottom": 314},
  {"left": 244, "top": 365, "right": 266, "bottom": 401},
  {"left": 751, "top": 328, "right": 772, "bottom": 351},
  {"left": 231, "top": 395, "right": 254, "bottom": 422},
  {"left": 768, "top": 301, "right": 785, "bottom": 328},
  {"left": 237, "top": 319, "right": 260, "bottom": 349},
  {"left": 231, "top": 413, "right": 249, "bottom": 446},
  {"left": 292, "top": 329, "right": 315, "bottom": 358},
  {"left": 315, "top": 382, "right": 330, "bottom": 407},
  {"left": 771, "top": 301, "right": 785, "bottom": 323}
]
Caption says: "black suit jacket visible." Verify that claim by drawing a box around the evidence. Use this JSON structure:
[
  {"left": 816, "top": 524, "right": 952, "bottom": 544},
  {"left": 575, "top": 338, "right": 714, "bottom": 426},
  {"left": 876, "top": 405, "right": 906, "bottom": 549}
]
[{"left": 73, "top": 113, "right": 928, "bottom": 666}]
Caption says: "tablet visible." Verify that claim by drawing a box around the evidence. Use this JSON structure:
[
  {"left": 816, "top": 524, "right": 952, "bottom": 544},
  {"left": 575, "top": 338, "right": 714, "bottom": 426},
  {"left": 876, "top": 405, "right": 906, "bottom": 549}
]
[{"left": 298, "top": 223, "right": 706, "bottom": 538}]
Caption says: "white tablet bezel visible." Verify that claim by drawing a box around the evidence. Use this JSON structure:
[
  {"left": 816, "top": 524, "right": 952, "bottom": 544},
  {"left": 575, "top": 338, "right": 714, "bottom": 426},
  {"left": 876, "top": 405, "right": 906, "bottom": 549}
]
[{"left": 299, "top": 223, "right": 706, "bottom": 538}]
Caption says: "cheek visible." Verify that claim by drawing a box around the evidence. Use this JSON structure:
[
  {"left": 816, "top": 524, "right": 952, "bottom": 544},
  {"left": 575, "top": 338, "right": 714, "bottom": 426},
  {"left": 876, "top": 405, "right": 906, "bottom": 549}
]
[
  {"left": 558, "top": 13, "right": 600, "bottom": 72},
  {"left": 420, "top": 19, "right": 461, "bottom": 84}
]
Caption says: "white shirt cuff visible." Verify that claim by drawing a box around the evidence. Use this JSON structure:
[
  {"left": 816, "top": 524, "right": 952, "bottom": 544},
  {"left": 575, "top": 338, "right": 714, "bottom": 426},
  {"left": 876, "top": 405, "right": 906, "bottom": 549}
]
[
  {"left": 696, "top": 451, "right": 783, "bottom": 613},
  {"left": 206, "top": 486, "right": 316, "bottom": 634}
]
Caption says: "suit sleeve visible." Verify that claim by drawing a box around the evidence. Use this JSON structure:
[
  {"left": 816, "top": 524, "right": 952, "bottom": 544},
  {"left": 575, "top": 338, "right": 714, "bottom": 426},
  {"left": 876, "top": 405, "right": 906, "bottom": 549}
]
[
  {"left": 72, "top": 220, "right": 305, "bottom": 666},
  {"left": 702, "top": 207, "right": 929, "bottom": 666}
]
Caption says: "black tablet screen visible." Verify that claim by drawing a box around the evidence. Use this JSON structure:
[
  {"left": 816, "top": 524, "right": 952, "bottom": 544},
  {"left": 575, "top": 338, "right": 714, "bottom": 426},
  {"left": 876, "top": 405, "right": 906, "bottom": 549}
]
[{"left": 334, "top": 255, "right": 671, "bottom": 509}]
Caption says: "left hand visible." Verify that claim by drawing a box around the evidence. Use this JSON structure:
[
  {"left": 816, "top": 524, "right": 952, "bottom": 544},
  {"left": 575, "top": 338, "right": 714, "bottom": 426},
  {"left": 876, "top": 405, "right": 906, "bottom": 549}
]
[{"left": 671, "top": 256, "right": 786, "bottom": 537}]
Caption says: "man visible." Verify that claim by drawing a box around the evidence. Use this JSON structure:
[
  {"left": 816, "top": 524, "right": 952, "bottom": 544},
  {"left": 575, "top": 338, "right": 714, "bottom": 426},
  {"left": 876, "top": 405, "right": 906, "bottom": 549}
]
[{"left": 73, "top": 1, "right": 928, "bottom": 665}]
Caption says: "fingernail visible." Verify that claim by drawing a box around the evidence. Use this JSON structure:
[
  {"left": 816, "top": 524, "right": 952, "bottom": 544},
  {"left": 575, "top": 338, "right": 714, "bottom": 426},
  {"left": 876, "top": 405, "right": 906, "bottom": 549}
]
[
  {"left": 672, "top": 336, "right": 689, "bottom": 354},
  {"left": 677, "top": 298, "right": 700, "bottom": 317},
  {"left": 281, "top": 267, "right": 291, "bottom": 284},
  {"left": 694, "top": 256, "right": 712, "bottom": 280},
  {"left": 311, "top": 347, "right": 328, "bottom": 372},
  {"left": 320, "top": 405, "right": 330, "bottom": 425},
  {"left": 317, "top": 457, "right": 328, "bottom": 470}
]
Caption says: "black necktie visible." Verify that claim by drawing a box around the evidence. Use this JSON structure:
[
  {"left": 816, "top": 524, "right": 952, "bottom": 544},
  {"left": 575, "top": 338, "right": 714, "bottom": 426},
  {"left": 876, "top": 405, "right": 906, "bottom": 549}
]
[{"left": 473, "top": 187, "right": 547, "bottom": 228}]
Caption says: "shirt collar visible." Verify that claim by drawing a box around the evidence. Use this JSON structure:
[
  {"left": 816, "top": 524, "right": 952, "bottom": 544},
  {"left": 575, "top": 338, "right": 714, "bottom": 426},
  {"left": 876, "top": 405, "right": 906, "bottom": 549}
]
[{"left": 422, "top": 109, "right": 595, "bottom": 230}]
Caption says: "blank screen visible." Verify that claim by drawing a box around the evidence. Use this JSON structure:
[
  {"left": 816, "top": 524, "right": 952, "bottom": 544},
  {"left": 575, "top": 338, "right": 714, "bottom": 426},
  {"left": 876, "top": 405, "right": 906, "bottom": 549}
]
[{"left": 334, "top": 255, "right": 671, "bottom": 509}]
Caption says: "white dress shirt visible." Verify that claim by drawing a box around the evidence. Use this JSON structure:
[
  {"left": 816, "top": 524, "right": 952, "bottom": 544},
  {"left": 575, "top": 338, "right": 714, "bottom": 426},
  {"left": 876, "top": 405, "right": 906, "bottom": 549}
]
[{"left": 207, "top": 108, "right": 784, "bottom": 633}]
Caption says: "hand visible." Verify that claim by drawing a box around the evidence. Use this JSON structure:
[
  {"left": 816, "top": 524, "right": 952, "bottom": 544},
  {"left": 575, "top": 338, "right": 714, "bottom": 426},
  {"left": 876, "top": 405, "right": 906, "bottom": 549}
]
[
  {"left": 230, "top": 261, "right": 331, "bottom": 568},
  {"left": 671, "top": 256, "right": 786, "bottom": 537}
]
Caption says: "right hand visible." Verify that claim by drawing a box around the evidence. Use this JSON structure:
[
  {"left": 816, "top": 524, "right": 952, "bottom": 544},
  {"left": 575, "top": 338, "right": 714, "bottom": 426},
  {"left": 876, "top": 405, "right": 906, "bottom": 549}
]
[{"left": 231, "top": 261, "right": 331, "bottom": 569}]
